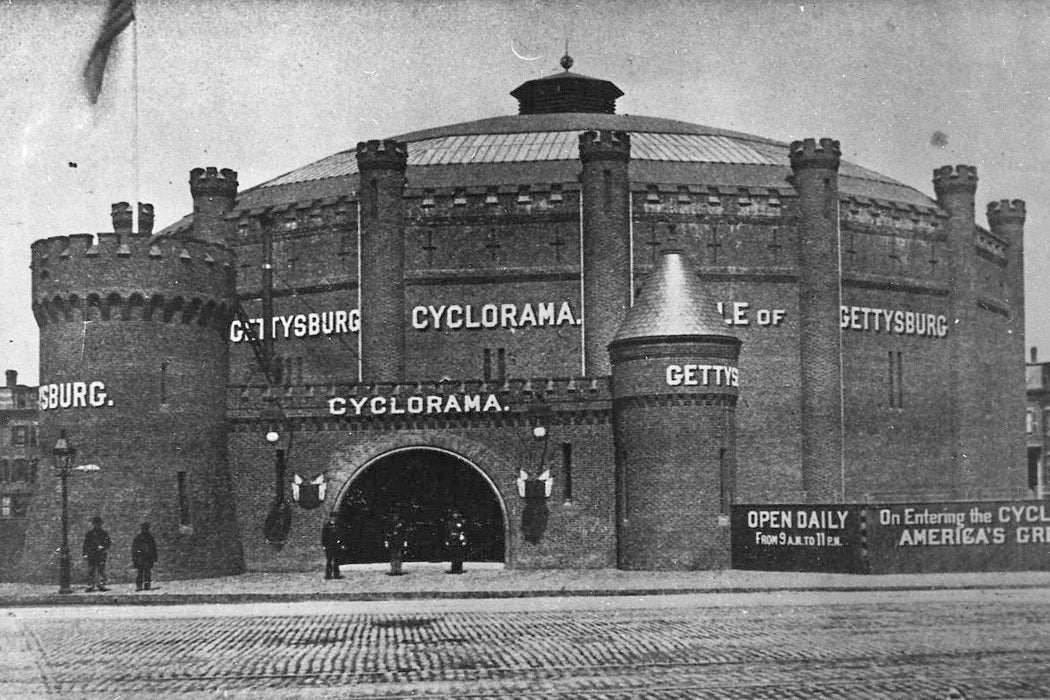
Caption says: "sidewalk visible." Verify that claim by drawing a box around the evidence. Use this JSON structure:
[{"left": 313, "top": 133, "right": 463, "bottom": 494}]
[{"left": 3, "top": 563, "right": 1050, "bottom": 607}]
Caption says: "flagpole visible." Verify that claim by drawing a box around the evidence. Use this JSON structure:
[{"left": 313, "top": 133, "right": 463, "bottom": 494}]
[{"left": 132, "top": 0, "right": 139, "bottom": 232}]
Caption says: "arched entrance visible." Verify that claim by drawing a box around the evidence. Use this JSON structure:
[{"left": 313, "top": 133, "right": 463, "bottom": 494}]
[{"left": 338, "top": 447, "right": 506, "bottom": 565}]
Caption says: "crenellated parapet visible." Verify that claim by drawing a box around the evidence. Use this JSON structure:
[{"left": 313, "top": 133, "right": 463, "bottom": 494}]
[
  {"left": 190, "top": 167, "right": 239, "bottom": 200},
  {"left": 987, "top": 199, "right": 1026, "bottom": 228},
  {"left": 355, "top": 139, "right": 408, "bottom": 171},
  {"left": 840, "top": 196, "right": 946, "bottom": 239},
  {"left": 636, "top": 183, "right": 789, "bottom": 221},
  {"left": 578, "top": 130, "right": 630, "bottom": 162},
  {"left": 111, "top": 202, "right": 133, "bottom": 234},
  {"left": 139, "top": 203, "right": 155, "bottom": 235},
  {"left": 788, "top": 138, "right": 840, "bottom": 171},
  {"left": 407, "top": 181, "right": 579, "bottom": 218},
  {"left": 30, "top": 232, "right": 234, "bottom": 330},
  {"left": 933, "top": 165, "right": 978, "bottom": 198}
]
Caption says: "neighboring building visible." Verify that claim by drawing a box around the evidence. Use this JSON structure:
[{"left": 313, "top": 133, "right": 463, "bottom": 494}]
[
  {"left": 1026, "top": 348, "right": 1049, "bottom": 499},
  {"left": 0, "top": 370, "right": 39, "bottom": 579},
  {"left": 16, "top": 59, "right": 1030, "bottom": 580}
]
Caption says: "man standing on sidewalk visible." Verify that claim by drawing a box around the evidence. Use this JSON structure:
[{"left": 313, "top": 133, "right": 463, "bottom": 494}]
[
  {"left": 131, "top": 522, "right": 158, "bottom": 591},
  {"left": 322, "top": 516, "right": 348, "bottom": 580},
  {"left": 384, "top": 512, "right": 407, "bottom": 576},
  {"left": 82, "top": 516, "right": 111, "bottom": 592},
  {"left": 445, "top": 510, "right": 468, "bottom": 575}
]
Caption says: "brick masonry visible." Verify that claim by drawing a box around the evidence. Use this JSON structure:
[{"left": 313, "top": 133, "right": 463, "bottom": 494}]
[{"left": 15, "top": 118, "right": 1028, "bottom": 577}]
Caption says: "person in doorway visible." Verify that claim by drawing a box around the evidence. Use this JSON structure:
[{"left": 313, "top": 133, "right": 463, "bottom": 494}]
[
  {"left": 384, "top": 512, "right": 407, "bottom": 576},
  {"left": 321, "top": 515, "right": 348, "bottom": 580},
  {"left": 445, "top": 509, "right": 468, "bottom": 574},
  {"left": 82, "top": 516, "right": 112, "bottom": 592},
  {"left": 130, "top": 522, "right": 158, "bottom": 591}
]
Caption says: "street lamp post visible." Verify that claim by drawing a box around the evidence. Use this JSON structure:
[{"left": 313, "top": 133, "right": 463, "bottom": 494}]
[
  {"left": 261, "top": 402, "right": 292, "bottom": 545},
  {"left": 53, "top": 430, "right": 76, "bottom": 595}
]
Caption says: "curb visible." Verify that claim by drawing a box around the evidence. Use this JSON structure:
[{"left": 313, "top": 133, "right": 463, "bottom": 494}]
[{"left": 3, "top": 581, "right": 1050, "bottom": 607}]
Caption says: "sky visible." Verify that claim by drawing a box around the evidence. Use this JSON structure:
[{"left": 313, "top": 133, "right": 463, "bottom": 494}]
[{"left": 1, "top": 0, "right": 1048, "bottom": 386}]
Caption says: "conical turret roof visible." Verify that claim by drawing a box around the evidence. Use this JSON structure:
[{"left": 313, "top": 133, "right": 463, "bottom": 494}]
[{"left": 612, "top": 244, "right": 733, "bottom": 344}]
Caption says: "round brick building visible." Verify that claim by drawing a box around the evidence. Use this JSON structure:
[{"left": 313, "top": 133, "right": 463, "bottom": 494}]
[{"left": 21, "top": 60, "right": 1027, "bottom": 577}]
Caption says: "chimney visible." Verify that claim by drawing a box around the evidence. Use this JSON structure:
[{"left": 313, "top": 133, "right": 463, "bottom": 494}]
[
  {"left": 5, "top": 369, "right": 16, "bottom": 390},
  {"left": 1032, "top": 347, "right": 1038, "bottom": 363}
]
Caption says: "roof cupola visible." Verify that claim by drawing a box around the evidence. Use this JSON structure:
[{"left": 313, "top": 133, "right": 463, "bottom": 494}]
[{"left": 510, "top": 55, "right": 623, "bottom": 115}]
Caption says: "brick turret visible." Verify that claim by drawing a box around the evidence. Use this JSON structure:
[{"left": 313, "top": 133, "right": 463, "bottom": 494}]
[
  {"left": 356, "top": 140, "right": 408, "bottom": 382},
  {"left": 111, "top": 202, "right": 133, "bottom": 234},
  {"left": 987, "top": 198, "right": 1027, "bottom": 497},
  {"left": 934, "top": 165, "right": 979, "bottom": 496},
  {"left": 790, "top": 138, "right": 843, "bottom": 502},
  {"left": 138, "top": 203, "right": 155, "bottom": 236},
  {"left": 21, "top": 212, "right": 244, "bottom": 582},
  {"left": 190, "top": 167, "right": 238, "bottom": 245},
  {"left": 609, "top": 240, "right": 741, "bottom": 570},
  {"left": 580, "top": 130, "right": 631, "bottom": 376}
]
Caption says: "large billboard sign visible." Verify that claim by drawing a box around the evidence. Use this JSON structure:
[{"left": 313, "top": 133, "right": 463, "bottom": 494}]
[
  {"left": 866, "top": 501, "right": 1050, "bottom": 574},
  {"left": 731, "top": 501, "right": 1050, "bottom": 575},
  {"left": 731, "top": 504, "right": 867, "bottom": 573}
]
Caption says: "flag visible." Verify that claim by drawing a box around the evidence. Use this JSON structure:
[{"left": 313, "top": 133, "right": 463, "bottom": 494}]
[{"left": 82, "top": 0, "right": 135, "bottom": 105}]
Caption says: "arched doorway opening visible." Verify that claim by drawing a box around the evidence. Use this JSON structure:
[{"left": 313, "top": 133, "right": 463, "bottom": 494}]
[{"left": 338, "top": 447, "right": 506, "bottom": 565}]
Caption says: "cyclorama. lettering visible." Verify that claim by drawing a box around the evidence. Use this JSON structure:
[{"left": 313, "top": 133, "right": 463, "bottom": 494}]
[
  {"left": 840, "top": 306, "right": 947, "bottom": 338},
  {"left": 39, "top": 381, "right": 112, "bottom": 410},
  {"left": 666, "top": 364, "right": 739, "bottom": 387},
  {"left": 230, "top": 310, "right": 359, "bottom": 342},
  {"left": 411, "top": 302, "right": 579, "bottom": 330},
  {"left": 328, "top": 393, "right": 507, "bottom": 416}
]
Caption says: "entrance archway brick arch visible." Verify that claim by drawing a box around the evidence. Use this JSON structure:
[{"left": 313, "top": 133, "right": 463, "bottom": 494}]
[{"left": 328, "top": 430, "right": 517, "bottom": 565}]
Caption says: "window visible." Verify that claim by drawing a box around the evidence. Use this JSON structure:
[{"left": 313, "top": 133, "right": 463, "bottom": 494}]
[
  {"left": 160, "top": 361, "right": 169, "bottom": 404},
  {"left": 561, "top": 442, "right": 573, "bottom": 502},
  {"left": 0, "top": 460, "right": 8, "bottom": 482},
  {"left": 1028, "top": 409, "right": 1038, "bottom": 435},
  {"left": 888, "top": 351, "right": 904, "bottom": 409},
  {"left": 12, "top": 425, "right": 27, "bottom": 446},
  {"left": 12, "top": 459, "right": 28, "bottom": 482},
  {"left": 177, "top": 472, "right": 191, "bottom": 526},
  {"left": 0, "top": 495, "right": 27, "bottom": 518},
  {"left": 1045, "top": 408, "right": 1050, "bottom": 437},
  {"left": 719, "top": 448, "right": 732, "bottom": 514},
  {"left": 483, "top": 348, "right": 507, "bottom": 381}
]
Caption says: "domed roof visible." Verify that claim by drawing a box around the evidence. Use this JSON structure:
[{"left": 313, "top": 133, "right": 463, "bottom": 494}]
[{"left": 166, "top": 63, "right": 941, "bottom": 231}]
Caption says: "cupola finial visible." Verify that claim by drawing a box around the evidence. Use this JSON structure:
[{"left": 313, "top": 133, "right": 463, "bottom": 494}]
[{"left": 560, "top": 39, "right": 573, "bottom": 71}]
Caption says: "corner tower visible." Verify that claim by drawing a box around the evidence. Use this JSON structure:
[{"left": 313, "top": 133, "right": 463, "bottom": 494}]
[
  {"left": 934, "top": 165, "right": 979, "bottom": 495},
  {"left": 609, "top": 239, "right": 741, "bottom": 570},
  {"left": 356, "top": 139, "right": 408, "bottom": 382},
  {"left": 190, "top": 167, "right": 239, "bottom": 245},
  {"left": 580, "top": 130, "right": 631, "bottom": 376},
  {"left": 23, "top": 194, "right": 244, "bottom": 581},
  {"left": 790, "top": 137, "right": 844, "bottom": 502}
]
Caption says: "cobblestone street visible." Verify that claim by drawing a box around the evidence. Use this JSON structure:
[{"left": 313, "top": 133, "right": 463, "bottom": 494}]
[{"left": 4, "top": 589, "right": 1050, "bottom": 699}]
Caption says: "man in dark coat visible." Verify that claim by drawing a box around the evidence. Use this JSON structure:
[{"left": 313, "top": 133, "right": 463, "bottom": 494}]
[
  {"left": 130, "top": 522, "right": 158, "bottom": 591},
  {"left": 445, "top": 510, "right": 468, "bottom": 574},
  {"left": 321, "top": 515, "right": 348, "bottom": 580},
  {"left": 384, "top": 513, "right": 407, "bottom": 576},
  {"left": 82, "top": 516, "right": 112, "bottom": 592}
]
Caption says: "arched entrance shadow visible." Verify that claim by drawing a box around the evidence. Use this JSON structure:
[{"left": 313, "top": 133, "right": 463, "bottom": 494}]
[{"left": 335, "top": 447, "right": 508, "bottom": 565}]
